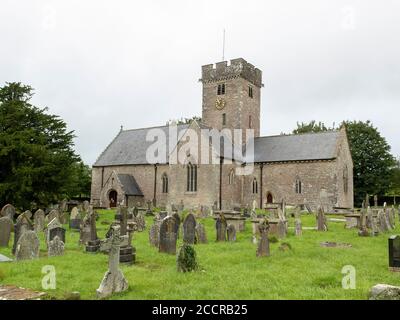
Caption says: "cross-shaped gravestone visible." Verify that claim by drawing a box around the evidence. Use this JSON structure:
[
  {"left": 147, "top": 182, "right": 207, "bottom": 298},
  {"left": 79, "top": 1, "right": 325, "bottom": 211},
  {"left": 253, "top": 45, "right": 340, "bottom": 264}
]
[
  {"left": 97, "top": 225, "right": 129, "bottom": 299},
  {"left": 85, "top": 206, "right": 101, "bottom": 253},
  {"left": 216, "top": 214, "right": 227, "bottom": 242},
  {"left": 116, "top": 206, "right": 135, "bottom": 264}
]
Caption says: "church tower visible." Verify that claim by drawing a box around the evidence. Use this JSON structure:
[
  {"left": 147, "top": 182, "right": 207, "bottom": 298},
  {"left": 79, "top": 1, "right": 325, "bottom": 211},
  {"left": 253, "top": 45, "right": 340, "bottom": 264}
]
[{"left": 200, "top": 58, "right": 263, "bottom": 140}]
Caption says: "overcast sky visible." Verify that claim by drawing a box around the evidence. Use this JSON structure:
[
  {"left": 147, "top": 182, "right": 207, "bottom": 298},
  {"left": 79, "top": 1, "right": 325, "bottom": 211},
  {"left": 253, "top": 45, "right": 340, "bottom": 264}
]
[{"left": 1, "top": 0, "right": 399, "bottom": 165}]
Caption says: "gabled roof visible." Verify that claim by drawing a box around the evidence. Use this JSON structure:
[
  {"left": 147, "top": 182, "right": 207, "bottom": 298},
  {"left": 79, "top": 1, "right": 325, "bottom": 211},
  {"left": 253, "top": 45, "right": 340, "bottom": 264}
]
[
  {"left": 251, "top": 131, "right": 340, "bottom": 163},
  {"left": 94, "top": 124, "right": 189, "bottom": 166},
  {"left": 117, "top": 174, "right": 143, "bottom": 196}
]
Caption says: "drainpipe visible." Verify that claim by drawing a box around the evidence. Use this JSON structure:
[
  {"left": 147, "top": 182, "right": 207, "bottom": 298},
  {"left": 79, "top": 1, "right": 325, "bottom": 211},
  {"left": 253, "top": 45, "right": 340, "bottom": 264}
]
[
  {"left": 153, "top": 164, "right": 158, "bottom": 207},
  {"left": 260, "top": 163, "right": 264, "bottom": 209}
]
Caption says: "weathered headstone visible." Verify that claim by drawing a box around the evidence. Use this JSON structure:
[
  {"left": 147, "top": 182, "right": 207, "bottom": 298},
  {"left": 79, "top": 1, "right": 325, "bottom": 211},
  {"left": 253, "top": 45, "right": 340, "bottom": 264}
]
[
  {"left": 47, "top": 209, "right": 60, "bottom": 224},
  {"left": 149, "top": 221, "right": 161, "bottom": 247},
  {"left": 69, "top": 207, "right": 81, "bottom": 230},
  {"left": 377, "top": 209, "right": 388, "bottom": 232},
  {"left": 82, "top": 200, "right": 90, "bottom": 212},
  {"left": 195, "top": 223, "right": 207, "bottom": 244},
  {"left": 216, "top": 214, "right": 227, "bottom": 242},
  {"left": 48, "top": 235, "right": 65, "bottom": 257},
  {"left": 358, "top": 209, "right": 369, "bottom": 237},
  {"left": 97, "top": 225, "right": 129, "bottom": 299},
  {"left": 257, "top": 219, "right": 270, "bottom": 257},
  {"left": 183, "top": 213, "right": 196, "bottom": 244},
  {"left": 316, "top": 207, "right": 328, "bottom": 231},
  {"left": 59, "top": 199, "right": 67, "bottom": 213},
  {"left": 370, "top": 284, "right": 400, "bottom": 300},
  {"left": 277, "top": 218, "right": 287, "bottom": 238},
  {"left": 59, "top": 211, "right": 68, "bottom": 225},
  {"left": 118, "top": 207, "right": 135, "bottom": 264},
  {"left": 33, "top": 209, "right": 45, "bottom": 233},
  {"left": 0, "top": 216, "right": 13, "bottom": 247},
  {"left": 366, "top": 206, "right": 373, "bottom": 229},
  {"left": 295, "top": 218, "right": 302, "bottom": 237},
  {"left": 177, "top": 244, "right": 198, "bottom": 272},
  {"left": 85, "top": 207, "right": 101, "bottom": 253},
  {"left": 134, "top": 212, "right": 146, "bottom": 232},
  {"left": 1, "top": 204, "right": 15, "bottom": 220},
  {"left": 49, "top": 227, "right": 66, "bottom": 244},
  {"left": 12, "top": 214, "right": 33, "bottom": 254},
  {"left": 374, "top": 195, "right": 378, "bottom": 208},
  {"left": 79, "top": 214, "right": 91, "bottom": 245},
  {"left": 15, "top": 231, "right": 40, "bottom": 261},
  {"left": 159, "top": 216, "right": 177, "bottom": 254},
  {"left": 227, "top": 224, "right": 236, "bottom": 242},
  {"left": 145, "top": 200, "right": 153, "bottom": 216},
  {"left": 159, "top": 211, "right": 168, "bottom": 220},
  {"left": 172, "top": 212, "right": 181, "bottom": 238},
  {"left": 389, "top": 235, "right": 400, "bottom": 272}
]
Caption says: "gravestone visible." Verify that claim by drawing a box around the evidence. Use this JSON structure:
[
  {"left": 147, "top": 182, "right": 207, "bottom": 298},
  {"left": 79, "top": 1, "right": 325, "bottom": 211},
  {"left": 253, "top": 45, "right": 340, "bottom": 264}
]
[
  {"left": 159, "top": 211, "right": 168, "bottom": 220},
  {"left": 216, "top": 214, "right": 227, "bottom": 242},
  {"left": 118, "top": 207, "right": 135, "bottom": 264},
  {"left": 49, "top": 227, "right": 66, "bottom": 244},
  {"left": 295, "top": 218, "right": 302, "bottom": 237},
  {"left": 0, "top": 216, "right": 13, "bottom": 247},
  {"left": 227, "top": 224, "right": 236, "bottom": 242},
  {"left": 178, "top": 200, "right": 184, "bottom": 211},
  {"left": 358, "top": 209, "right": 369, "bottom": 237},
  {"left": 374, "top": 195, "right": 378, "bottom": 208},
  {"left": 59, "top": 199, "right": 67, "bottom": 213},
  {"left": 82, "top": 200, "right": 90, "bottom": 212},
  {"left": 183, "top": 213, "right": 196, "bottom": 245},
  {"left": 69, "top": 207, "right": 81, "bottom": 230},
  {"left": 378, "top": 210, "right": 388, "bottom": 232},
  {"left": 389, "top": 235, "right": 400, "bottom": 272},
  {"left": 257, "top": 220, "right": 270, "bottom": 257},
  {"left": 389, "top": 207, "right": 396, "bottom": 229},
  {"left": 195, "top": 223, "right": 207, "bottom": 244},
  {"left": 149, "top": 221, "right": 161, "bottom": 247},
  {"left": 47, "top": 209, "right": 60, "bottom": 224},
  {"left": 172, "top": 212, "right": 181, "bottom": 239},
  {"left": 97, "top": 225, "right": 129, "bottom": 299},
  {"left": 159, "top": 216, "right": 177, "bottom": 254},
  {"left": 277, "top": 219, "right": 287, "bottom": 239},
  {"left": 12, "top": 215, "right": 33, "bottom": 254},
  {"left": 79, "top": 215, "right": 92, "bottom": 245},
  {"left": 366, "top": 206, "right": 373, "bottom": 229},
  {"left": 134, "top": 212, "right": 146, "bottom": 232},
  {"left": 59, "top": 211, "right": 68, "bottom": 225},
  {"left": 1, "top": 204, "right": 15, "bottom": 220},
  {"left": 85, "top": 207, "right": 101, "bottom": 253},
  {"left": 48, "top": 235, "right": 65, "bottom": 257},
  {"left": 33, "top": 209, "right": 45, "bottom": 233},
  {"left": 15, "top": 231, "right": 40, "bottom": 261},
  {"left": 145, "top": 200, "right": 153, "bottom": 216},
  {"left": 19, "top": 210, "right": 32, "bottom": 220},
  {"left": 177, "top": 244, "right": 198, "bottom": 272},
  {"left": 316, "top": 207, "right": 328, "bottom": 231}
]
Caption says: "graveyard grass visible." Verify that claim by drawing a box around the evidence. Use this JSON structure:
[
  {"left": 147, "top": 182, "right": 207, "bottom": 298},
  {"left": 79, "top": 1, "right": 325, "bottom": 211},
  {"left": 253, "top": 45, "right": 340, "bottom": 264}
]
[{"left": 1, "top": 210, "right": 399, "bottom": 300}]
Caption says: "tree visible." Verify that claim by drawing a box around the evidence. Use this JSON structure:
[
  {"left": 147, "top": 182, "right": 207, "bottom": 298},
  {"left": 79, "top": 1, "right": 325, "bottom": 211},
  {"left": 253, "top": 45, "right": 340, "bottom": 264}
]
[
  {"left": 343, "top": 120, "right": 396, "bottom": 206},
  {"left": 290, "top": 120, "right": 396, "bottom": 207},
  {"left": 387, "top": 158, "right": 400, "bottom": 197},
  {"left": 292, "top": 120, "right": 331, "bottom": 134},
  {"left": 0, "top": 82, "right": 87, "bottom": 209},
  {"left": 168, "top": 116, "right": 202, "bottom": 125}
]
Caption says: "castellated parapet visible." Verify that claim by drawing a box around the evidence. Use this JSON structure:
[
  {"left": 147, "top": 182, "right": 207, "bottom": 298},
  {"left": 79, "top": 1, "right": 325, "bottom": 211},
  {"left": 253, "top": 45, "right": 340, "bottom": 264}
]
[{"left": 200, "top": 58, "right": 262, "bottom": 87}]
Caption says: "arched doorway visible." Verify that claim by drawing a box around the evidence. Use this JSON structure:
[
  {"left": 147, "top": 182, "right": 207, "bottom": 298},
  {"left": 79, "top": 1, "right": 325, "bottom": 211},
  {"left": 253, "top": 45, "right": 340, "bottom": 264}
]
[
  {"left": 266, "top": 192, "right": 273, "bottom": 204},
  {"left": 109, "top": 190, "right": 117, "bottom": 208}
]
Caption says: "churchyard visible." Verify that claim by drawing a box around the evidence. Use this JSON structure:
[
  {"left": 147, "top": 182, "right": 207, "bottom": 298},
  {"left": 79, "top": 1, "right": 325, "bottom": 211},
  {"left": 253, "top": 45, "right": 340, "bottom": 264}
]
[{"left": 0, "top": 203, "right": 400, "bottom": 300}]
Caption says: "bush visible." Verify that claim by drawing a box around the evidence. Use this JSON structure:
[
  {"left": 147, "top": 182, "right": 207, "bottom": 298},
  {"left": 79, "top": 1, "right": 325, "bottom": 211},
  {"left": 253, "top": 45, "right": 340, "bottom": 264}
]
[{"left": 177, "top": 244, "right": 198, "bottom": 272}]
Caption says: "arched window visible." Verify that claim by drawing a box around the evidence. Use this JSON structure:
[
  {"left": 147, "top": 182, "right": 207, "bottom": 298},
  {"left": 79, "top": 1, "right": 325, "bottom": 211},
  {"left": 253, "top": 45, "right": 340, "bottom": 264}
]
[
  {"left": 343, "top": 166, "right": 349, "bottom": 194},
  {"left": 162, "top": 173, "right": 168, "bottom": 193},
  {"left": 295, "top": 178, "right": 302, "bottom": 194},
  {"left": 252, "top": 178, "right": 258, "bottom": 194},
  {"left": 228, "top": 169, "right": 235, "bottom": 185},
  {"left": 186, "top": 163, "right": 197, "bottom": 192}
]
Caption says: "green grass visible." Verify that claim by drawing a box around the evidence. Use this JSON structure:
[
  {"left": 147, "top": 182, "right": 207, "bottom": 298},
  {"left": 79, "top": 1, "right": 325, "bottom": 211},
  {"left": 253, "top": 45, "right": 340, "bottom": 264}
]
[{"left": 0, "top": 210, "right": 399, "bottom": 300}]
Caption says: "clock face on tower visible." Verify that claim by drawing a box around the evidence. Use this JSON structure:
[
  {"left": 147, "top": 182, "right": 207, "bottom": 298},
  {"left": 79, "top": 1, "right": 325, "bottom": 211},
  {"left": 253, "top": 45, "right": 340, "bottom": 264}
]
[{"left": 215, "top": 98, "right": 226, "bottom": 110}]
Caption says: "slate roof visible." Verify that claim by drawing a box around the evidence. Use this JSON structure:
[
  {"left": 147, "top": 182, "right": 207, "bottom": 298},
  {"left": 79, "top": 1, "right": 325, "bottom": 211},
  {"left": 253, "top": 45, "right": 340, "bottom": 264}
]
[
  {"left": 94, "top": 124, "right": 340, "bottom": 166},
  {"left": 117, "top": 174, "right": 143, "bottom": 196},
  {"left": 94, "top": 124, "right": 190, "bottom": 166},
  {"left": 251, "top": 131, "right": 340, "bottom": 163}
]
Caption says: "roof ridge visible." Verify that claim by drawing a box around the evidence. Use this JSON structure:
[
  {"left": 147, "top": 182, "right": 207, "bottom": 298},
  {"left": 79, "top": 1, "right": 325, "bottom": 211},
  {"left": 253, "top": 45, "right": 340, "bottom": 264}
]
[
  {"left": 257, "top": 129, "right": 339, "bottom": 139},
  {"left": 122, "top": 123, "right": 189, "bottom": 133}
]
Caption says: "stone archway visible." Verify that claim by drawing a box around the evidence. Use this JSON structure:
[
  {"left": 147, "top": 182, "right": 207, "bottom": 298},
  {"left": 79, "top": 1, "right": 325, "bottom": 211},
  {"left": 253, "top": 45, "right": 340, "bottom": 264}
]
[
  {"left": 109, "top": 190, "right": 118, "bottom": 208},
  {"left": 266, "top": 192, "right": 273, "bottom": 204}
]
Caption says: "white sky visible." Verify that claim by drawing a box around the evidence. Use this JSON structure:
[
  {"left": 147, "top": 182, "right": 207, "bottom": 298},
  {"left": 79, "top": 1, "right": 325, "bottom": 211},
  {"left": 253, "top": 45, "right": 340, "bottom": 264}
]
[{"left": 1, "top": 0, "right": 399, "bottom": 165}]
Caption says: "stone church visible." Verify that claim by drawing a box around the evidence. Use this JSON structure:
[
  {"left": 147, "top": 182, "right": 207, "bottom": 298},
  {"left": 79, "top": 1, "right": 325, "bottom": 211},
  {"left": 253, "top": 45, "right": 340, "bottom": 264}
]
[{"left": 90, "top": 58, "right": 354, "bottom": 211}]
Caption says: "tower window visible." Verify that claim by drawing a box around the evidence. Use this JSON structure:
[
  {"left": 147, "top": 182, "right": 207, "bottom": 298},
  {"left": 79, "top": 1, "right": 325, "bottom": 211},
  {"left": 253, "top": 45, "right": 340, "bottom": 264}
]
[
  {"left": 222, "top": 113, "right": 226, "bottom": 126},
  {"left": 252, "top": 178, "right": 258, "bottom": 194},
  {"left": 217, "top": 83, "right": 225, "bottom": 95},
  {"left": 295, "top": 178, "right": 302, "bottom": 194},
  {"left": 343, "top": 166, "right": 348, "bottom": 194},
  {"left": 162, "top": 173, "right": 168, "bottom": 193},
  {"left": 248, "top": 86, "right": 253, "bottom": 98},
  {"left": 228, "top": 169, "right": 235, "bottom": 185},
  {"left": 186, "top": 162, "right": 197, "bottom": 192},
  {"left": 249, "top": 115, "right": 252, "bottom": 129}
]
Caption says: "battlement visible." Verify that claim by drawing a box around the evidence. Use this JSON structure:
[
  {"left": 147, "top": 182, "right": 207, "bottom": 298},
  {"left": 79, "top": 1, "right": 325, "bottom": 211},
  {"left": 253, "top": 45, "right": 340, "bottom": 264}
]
[{"left": 200, "top": 58, "right": 262, "bottom": 87}]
